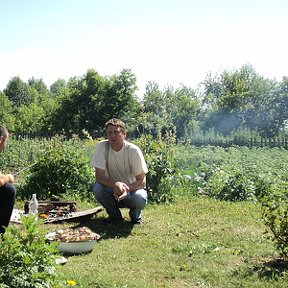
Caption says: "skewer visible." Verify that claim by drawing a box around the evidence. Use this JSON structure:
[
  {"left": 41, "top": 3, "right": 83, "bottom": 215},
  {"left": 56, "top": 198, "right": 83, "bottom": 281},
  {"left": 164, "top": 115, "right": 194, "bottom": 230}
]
[{"left": 13, "top": 163, "right": 37, "bottom": 176}]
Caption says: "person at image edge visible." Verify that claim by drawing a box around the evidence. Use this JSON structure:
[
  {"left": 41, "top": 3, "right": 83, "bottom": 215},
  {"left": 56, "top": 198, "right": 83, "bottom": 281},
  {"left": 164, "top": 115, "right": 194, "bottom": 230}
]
[{"left": 0, "top": 125, "right": 16, "bottom": 234}]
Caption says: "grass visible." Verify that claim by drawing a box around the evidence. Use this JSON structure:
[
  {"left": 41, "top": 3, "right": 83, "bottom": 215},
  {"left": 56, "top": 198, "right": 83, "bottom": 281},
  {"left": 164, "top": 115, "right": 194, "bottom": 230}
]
[{"left": 44, "top": 196, "right": 287, "bottom": 288}]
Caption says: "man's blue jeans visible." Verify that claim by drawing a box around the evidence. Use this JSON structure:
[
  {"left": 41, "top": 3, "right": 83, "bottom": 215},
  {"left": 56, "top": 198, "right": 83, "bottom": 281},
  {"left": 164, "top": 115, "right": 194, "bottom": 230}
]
[{"left": 92, "top": 182, "right": 148, "bottom": 222}]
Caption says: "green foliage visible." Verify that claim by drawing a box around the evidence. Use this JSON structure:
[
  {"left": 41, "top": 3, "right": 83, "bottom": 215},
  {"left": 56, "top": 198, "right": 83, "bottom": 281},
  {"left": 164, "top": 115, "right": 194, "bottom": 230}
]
[
  {"left": 4, "top": 76, "right": 31, "bottom": 108},
  {"left": 18, "top": 135, "right": 94, "bottom": 201},
  {"left": 0, "top": 92, "right": 15, "bottom": 130},
  {"left": 207, "top": 169, "right": 257, "bottom": 202},
  {"left": 260, "top": 184, "right": 288, "bottom": 259},
  {"left": 142, "top": 82, "right": 200, "bottom": 140},
  {"left": 3, "top": 65, "right": 288, "bottom": 139},
  {"left": 175, "top": 145, "right": 288, "bottom": 202},
  {"left": 200, "top": 64, "right": 285, "bottom": 137},
  {"left": 175, "top": 144, "right": 288, "bottom": 259},
  {"left": 14, "top": 103, "right": 46, "bottom": 132},
  {"left": 49, "top": 68, "right": 140, "bottom": 134},
  {"left": 0, "top": 138, "right": 44, "bottom": 175},
  {"left": 134, "top": 134, "right": 177, "bottom": 203},
  {"left": 0, "top": 215, "right": 63, "bottom": 288}
]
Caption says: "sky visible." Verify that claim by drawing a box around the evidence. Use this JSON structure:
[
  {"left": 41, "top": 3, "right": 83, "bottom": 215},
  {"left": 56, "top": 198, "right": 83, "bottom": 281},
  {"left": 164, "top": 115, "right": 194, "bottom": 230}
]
[{"left": 1, "top": 0, "right": 288, "bottom": 97}]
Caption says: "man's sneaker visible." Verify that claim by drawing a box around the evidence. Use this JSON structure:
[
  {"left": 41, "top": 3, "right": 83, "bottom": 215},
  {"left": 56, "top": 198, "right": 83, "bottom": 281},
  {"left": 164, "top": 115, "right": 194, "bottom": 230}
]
[
  {"left": 130, "top": 218, "right": 142, "bottom": 225},
  {"left": 103, "top": 217, "right": 124, "bottom": 224}
]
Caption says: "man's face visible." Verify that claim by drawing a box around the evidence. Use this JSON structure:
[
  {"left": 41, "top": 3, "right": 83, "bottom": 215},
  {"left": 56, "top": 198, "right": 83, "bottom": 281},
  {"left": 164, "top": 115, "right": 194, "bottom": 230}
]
[
  {"left": 107, "top": 125, "right": 126, "bottom": 151},
  {"left": 0, "top": 134, "right": 8, "bottom": 151}
]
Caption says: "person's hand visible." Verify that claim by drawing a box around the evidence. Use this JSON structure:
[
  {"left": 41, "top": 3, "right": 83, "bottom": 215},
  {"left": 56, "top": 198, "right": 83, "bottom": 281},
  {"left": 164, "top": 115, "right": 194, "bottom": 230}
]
[
  {"left": 113, "top": 181, "right": 129, "bottom": 201},
  {"left": 114, "top": 190, "right": 129, "bottom": 201}
]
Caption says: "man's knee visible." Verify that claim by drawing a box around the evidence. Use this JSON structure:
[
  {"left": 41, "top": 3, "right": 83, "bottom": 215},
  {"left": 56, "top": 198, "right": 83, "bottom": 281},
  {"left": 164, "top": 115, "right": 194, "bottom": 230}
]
[
  {"left": 133, "top": 189, "right": 148, "bottom": 209},
  {"left": 92, "top": 183, "right": 113, "bottom": 202},
  {"left": 92, "top": 183, "right": 103, "bottom": 199}
]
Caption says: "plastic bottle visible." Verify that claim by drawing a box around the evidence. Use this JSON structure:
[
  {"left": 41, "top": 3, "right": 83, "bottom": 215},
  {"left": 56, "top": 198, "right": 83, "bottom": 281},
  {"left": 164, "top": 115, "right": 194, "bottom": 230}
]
[{"left": 28, "top": 194, "right": 39, "bottom": 215}]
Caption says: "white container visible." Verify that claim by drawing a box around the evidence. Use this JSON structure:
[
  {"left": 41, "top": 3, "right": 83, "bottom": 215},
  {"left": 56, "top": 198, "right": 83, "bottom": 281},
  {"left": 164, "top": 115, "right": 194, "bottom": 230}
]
[
  {"left": 29, "top": 194, "right": 38, "bottom": 215},
  {"left": 56, "top": 240, "right": 97, "bottom": 254}
]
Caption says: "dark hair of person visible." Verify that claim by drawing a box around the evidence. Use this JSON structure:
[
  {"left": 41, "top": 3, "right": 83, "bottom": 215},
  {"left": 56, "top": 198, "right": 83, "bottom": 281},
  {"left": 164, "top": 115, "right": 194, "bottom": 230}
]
[{"left": 105, "top": 118, "right": 126, "bottom": 132}]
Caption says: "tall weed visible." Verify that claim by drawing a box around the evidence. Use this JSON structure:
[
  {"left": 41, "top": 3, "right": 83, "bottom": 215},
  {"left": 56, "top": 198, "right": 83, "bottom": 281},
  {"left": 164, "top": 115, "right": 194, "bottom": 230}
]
[{"left": 0, "top": 215, "right": 64, "bottom": 288}]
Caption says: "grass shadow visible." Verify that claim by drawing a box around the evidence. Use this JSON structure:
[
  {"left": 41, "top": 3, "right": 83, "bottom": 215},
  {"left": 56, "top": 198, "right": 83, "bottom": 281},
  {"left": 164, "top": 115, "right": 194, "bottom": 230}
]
[
  {"left": 72, "top": 214, "right": 135, "bottom": 240},
  {"left": 235, "top": 258, "right": 288, "bottom": 280},
  {"left": 253, "top": 258, "right": 288, "bottom": 280}
]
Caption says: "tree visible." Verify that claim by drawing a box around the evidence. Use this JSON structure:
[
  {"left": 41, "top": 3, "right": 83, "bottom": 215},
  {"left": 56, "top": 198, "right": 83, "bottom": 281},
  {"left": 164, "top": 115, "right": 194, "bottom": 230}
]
[
  {"left": 0, "top": 92, "right": 15, "bottom": 130},
  {"left": 200, "top": 64, "right": 281, "bottom": 136},
  {"left": 169, "top": 85, "right": 200, "bottom": 139},
  {"left": 142, "top": 83, "right": 200, "bottom": 139},
  {"left": 28, "top": 77, "right": 49, "bottom": 97},
  {"left": 259, "top": 76, "right": 288, "bottom": 136},
  {"left": 4, "top": 76, "right": 31, "bottom": 107},
  {"left": 50, "top": 79, "right": 67, "bottom": 96},
  {"left": 143, "top": 81, "right": 166, "bottom": 116},
  {"left": 14, "top": 103, "right": 45, "bottom": 132},
  {"left": 49, "top": 69, "right": 140, "bottom": 134},
  {"left": 277, "top": 76, "right": 288, "bottom": 129},
  {"left": 104, "top": 69, "right": 139, "bottom": 126}
]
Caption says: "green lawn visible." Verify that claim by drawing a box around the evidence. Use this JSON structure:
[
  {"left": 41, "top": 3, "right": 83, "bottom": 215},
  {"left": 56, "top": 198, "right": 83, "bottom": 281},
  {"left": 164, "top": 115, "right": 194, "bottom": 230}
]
[{"left": 48, "top": 196, "right": 287, "bottom": 287}]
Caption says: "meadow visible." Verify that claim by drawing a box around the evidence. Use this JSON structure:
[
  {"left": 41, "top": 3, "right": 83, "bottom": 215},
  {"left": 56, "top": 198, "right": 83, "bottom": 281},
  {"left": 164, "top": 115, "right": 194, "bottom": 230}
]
[{"left": 51, "top": 196, "right": 286, "bottom": 288}]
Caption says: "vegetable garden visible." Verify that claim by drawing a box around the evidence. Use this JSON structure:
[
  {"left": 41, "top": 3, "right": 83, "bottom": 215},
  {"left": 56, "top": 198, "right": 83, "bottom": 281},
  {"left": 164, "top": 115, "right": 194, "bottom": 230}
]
[{"left": 0, "top": 136, "right": 288, "bottom": 287}]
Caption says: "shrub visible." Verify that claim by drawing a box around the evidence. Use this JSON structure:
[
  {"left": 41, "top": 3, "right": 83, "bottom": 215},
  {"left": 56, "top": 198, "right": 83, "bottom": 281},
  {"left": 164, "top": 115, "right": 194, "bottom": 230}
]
[
  {"left": 260, "top": 182, "right": 288, "bottom": 259},
  {"left": 207, "top": 170, "right": 257, "bottom": 202},
  {"left": 0, "top": 215, "right": 64, "bottom": 288},
  {"left": 134, "top": 134, "right": 177, "bottom": 203},
  {"left": 17, "top": 135, "right": 95, "bottom": 201}
]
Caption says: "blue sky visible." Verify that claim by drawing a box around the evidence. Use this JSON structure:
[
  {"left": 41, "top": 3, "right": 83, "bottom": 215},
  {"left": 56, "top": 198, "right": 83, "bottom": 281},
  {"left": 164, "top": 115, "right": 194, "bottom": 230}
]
[{"left": 1, "top": 0, "right": 288, "bottom": 96}]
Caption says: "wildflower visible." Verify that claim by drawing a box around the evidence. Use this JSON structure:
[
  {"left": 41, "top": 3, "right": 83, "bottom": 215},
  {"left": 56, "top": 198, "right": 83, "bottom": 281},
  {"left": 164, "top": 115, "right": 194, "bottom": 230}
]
[{"left": 67, "top": 279, "right": 77, "bottom": 286}]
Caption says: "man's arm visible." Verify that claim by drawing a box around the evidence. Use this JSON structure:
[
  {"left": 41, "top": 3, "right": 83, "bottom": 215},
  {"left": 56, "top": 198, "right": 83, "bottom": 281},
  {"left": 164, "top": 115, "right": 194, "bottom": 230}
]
[
  {"left": 95, "top": 168, "right": 115, "bottom": 188},
  {"left": 127, "top": 173, "right": 146, "bottom": 192},
  {"left": 95, "top": 167, "right": 130, "bottom": 201},
  {"left": 95, "top": 168, "right": 129, "bottom": 190}
]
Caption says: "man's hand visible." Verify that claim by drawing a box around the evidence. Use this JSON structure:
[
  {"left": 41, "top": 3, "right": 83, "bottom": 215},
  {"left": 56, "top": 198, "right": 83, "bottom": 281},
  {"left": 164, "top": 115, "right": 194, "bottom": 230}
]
[
  {"left": 113, "top": 181, "right": 130, "bottom": 201},
  {"left": 114, "top": 190, "right": 129, "bottom": 201}
]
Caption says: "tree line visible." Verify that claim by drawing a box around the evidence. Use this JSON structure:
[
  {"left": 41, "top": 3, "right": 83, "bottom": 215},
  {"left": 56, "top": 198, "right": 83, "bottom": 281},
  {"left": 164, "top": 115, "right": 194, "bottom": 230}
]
[{"left": 1, "top": 64, "right": 288, "bottom": 140}]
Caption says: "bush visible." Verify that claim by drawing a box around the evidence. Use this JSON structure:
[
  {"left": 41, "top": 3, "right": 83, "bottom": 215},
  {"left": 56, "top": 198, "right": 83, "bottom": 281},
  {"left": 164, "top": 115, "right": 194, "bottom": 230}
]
[
  {"left": 260, "top": 182, "right": 288, "bottom": 259},
  {"left": 17, "top": 135, "right": 95, "bottom": 201},
  {"left": 0, "top": 215, "right": 64, "bottom": 288},
  {"left": 207, "top": 170, "right": 257, "bottom": 202},
  {"left": 134, "top": 134, "right": 177, "bottom": 203}
]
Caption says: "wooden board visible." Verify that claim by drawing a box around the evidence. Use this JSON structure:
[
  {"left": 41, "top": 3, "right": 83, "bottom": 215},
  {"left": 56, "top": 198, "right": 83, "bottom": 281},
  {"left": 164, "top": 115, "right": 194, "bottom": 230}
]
[
  {"left": 10, "top": 206, "right": 103, "bottom": 224},
  {"left": 43, "top": 206, "right": 103, "bottom": 223}
]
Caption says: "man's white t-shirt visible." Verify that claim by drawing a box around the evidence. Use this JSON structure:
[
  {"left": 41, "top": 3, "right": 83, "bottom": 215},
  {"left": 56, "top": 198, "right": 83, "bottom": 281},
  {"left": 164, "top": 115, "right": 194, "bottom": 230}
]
[{"left": 90, "top": 140, "right": 148, "bottom": 184}]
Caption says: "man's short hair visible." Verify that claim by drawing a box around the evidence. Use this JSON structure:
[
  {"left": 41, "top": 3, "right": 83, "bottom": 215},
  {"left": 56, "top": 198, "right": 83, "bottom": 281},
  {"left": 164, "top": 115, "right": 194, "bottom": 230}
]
[
  {"left": 105, "top": 118, "right": 126, "bottom": 132},
  {"left": 0, "top": 125, "right": 8, "bottom": 138}
]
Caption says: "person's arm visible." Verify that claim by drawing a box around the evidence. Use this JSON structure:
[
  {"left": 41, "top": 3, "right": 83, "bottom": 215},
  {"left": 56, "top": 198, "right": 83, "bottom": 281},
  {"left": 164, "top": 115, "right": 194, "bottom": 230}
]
[
  {"left": 95, "top": 167, "right": 130, "bottom": 201},
  {"left": 127, "top": 173, "right": 146, "bottom": 192},
  {"left": 95, "top": 168, "right": 114, "bottom": 188},
  {"left": 0, "top": 173, "right": 14, "bottom": 187},
  {"left": 95, "top": 168, "right": 129, "bottom": 190}
]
